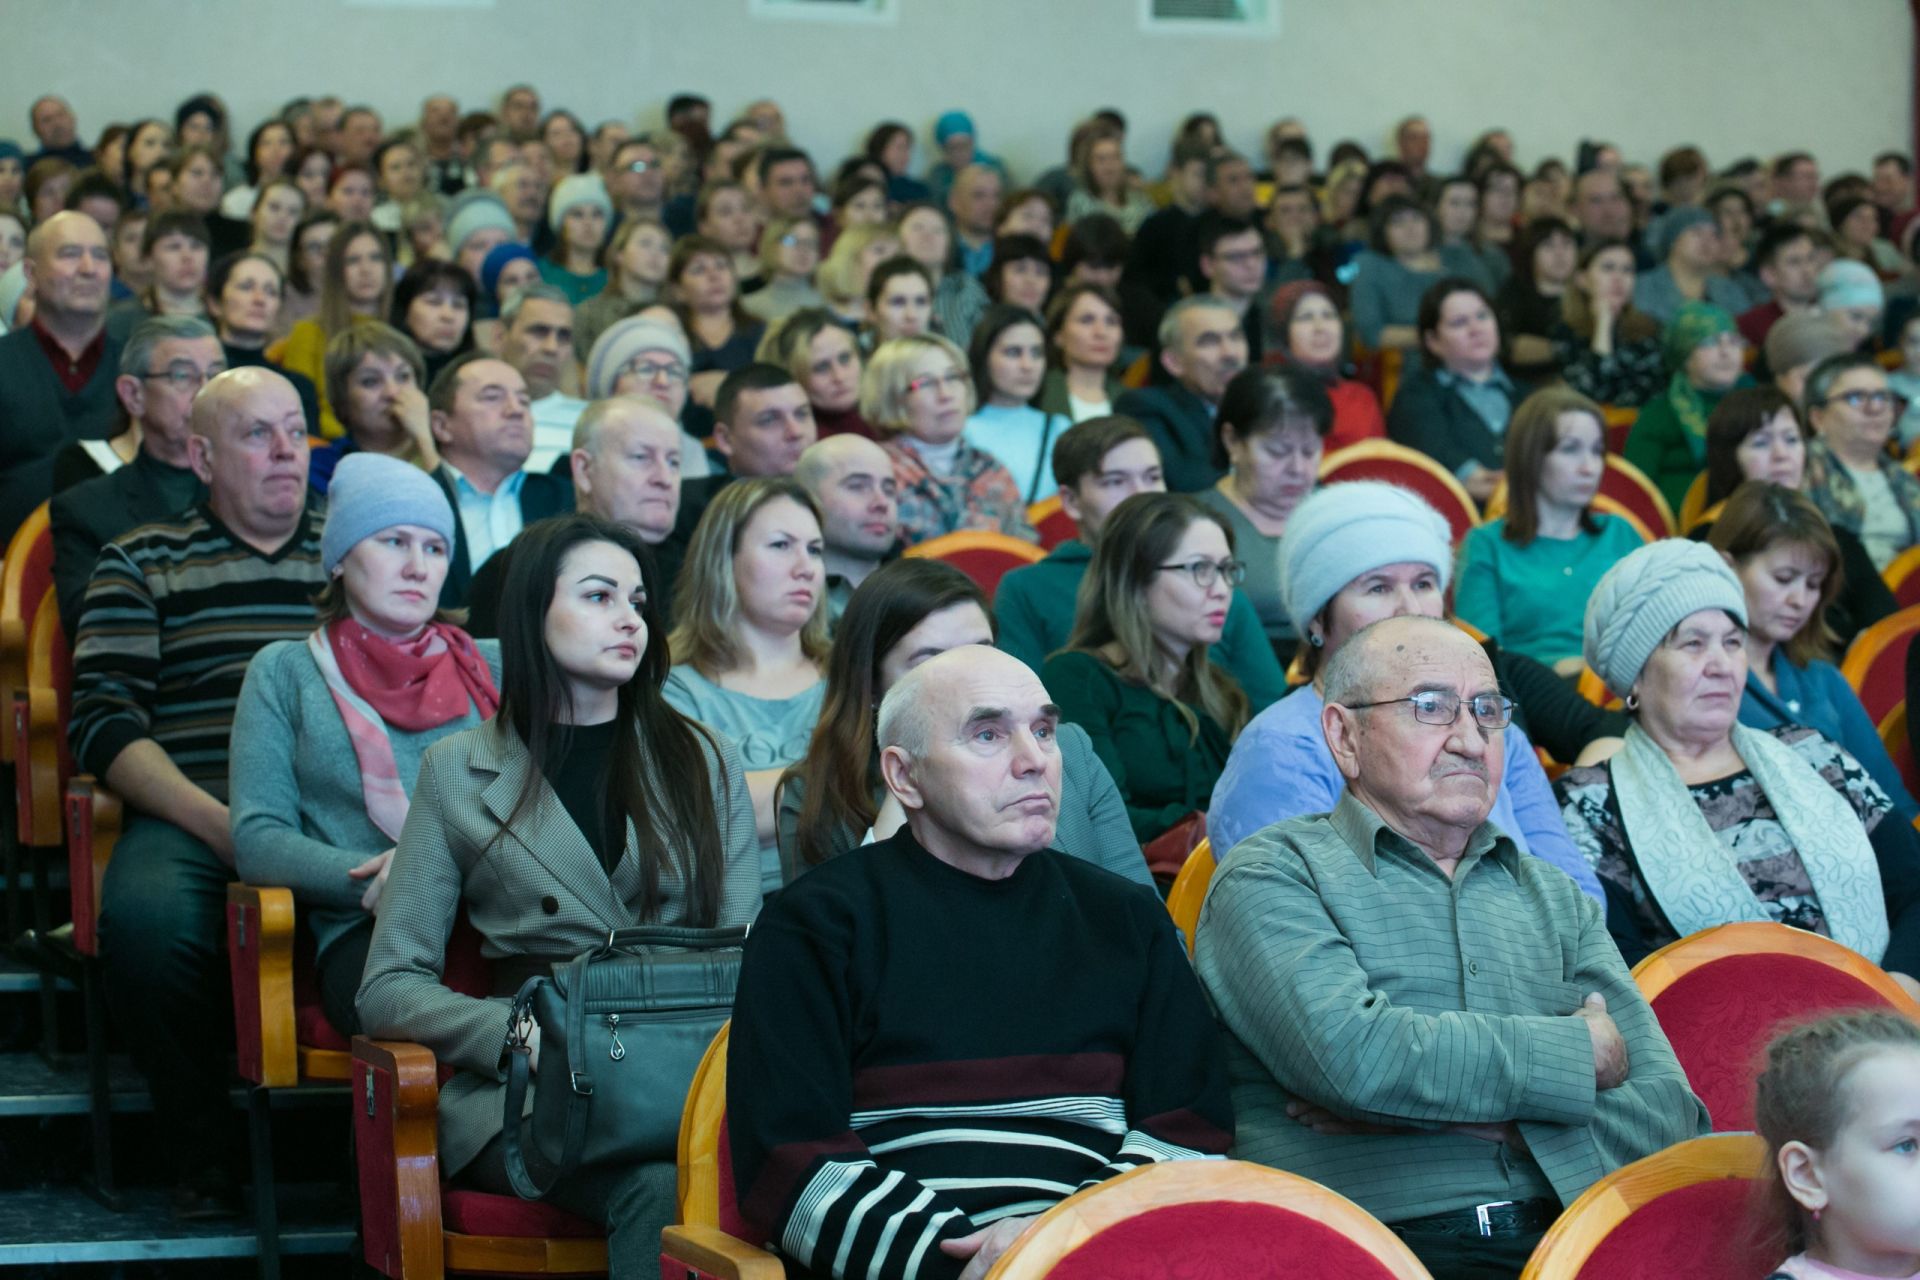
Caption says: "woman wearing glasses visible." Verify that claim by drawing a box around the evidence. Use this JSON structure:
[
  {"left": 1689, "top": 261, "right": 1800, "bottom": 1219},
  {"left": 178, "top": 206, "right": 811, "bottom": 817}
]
[
  {"left": 1044, "top": 493, "right": 1248, "bottom": 842},
  {"left": 862, "top": 334, "right": 1033, "bottom": 544},
  {"left": 1555, "top": 538, "right": 1920, "bottom": 990},
  {"left": 1621, "top": 301, "right": 1752, "bottom": 514},
  {"left": 1803, "top": 353, "right": 1920, "bottom": 571},
  {"left": 1206, "top": 481, "right": 1610, "bottom": 899}
]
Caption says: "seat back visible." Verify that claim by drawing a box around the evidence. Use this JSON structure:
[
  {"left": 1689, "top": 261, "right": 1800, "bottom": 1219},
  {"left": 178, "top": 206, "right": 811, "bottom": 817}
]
[
  {"left": 1318, "top": 441, "right": 1480, "bottom": 544},
  {"left": 1631, "top": 921, "right": 1920, "bottom": 1130},
  {"left": 1880, "top": 701, "right": 1920, "bottom": 803},
  {"left": 902, "top": 531, "right": 1045, "bottom": 600},
  {"left": 1839, "top": 603, "right": 1920, "bottom": 728},
  {"left": 1517, "top": 1133, "right": 1771, "bottom": 1280},
  {"left": 1602, "top": 405, "right": 1638, "bottom": 455},
  {"left": 1677, "top": 471, "right": 1711, "bottom": 534},
  {"left": 1166, "top": 839, "right": 1216, "bottom": 957},
  {"left": 1885, "top": 545, "right": 1920, "bottom": 609},
  {"left": 1589, "top": 495, "right": 1653, "bottom": 543},
  {"left": 0, "top": 501, "right": 54, "bottom": 766},
  {"left": 676, "top": 1020, "right": 759, "bottom": 1245},
  {"left": 1598, "top": 454, "right": 1676, "bottom": 538},
  {"left": 16, "top": 584, "right": 71, "bottom": 848},
  {"left": 987, "top": 1159, "right": 1432, "bottom": 1279},
  {"left": 1026, "top": 496, "right": 1077, "bottom": 551}
]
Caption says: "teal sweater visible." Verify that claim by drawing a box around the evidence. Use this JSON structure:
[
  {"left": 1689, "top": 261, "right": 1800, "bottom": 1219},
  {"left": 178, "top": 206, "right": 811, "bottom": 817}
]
[
  {"left": 1453, "top": 513, "right": 1645, "bottom": 667},
  {"left": 995, "top": 539, "right": 1286, "bottom": 713}
]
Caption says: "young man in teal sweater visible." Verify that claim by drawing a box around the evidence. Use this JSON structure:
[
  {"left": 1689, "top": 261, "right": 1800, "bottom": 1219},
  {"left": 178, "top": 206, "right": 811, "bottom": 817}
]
[{"left": 995, "top": 415, "right": 1287, "bottom": 711}]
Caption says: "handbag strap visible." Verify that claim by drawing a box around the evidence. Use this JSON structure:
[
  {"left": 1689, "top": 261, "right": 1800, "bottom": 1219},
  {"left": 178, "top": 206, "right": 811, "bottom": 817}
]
[{"left": 501, "top": 972, "right": 596, "bottom": 1201}]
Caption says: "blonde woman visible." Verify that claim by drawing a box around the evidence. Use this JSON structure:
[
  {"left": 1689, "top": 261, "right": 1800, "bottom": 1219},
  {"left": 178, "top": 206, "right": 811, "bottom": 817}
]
[
  {"left": 267, "top": 220, "right": 393, "bottom": 438},
  {"left": 757, "top": 307, "right": 872, "bottom": 438},
  {"left": 667, "top": 477, "right": 830, "bottom": 896},
  {"left": 817, "top": 221, "right": 900, "bottom": 328},
  {"left": 862, "top": 334, "right": 1033, "bottom": 544},
  {"left": 742, "top": 216, "right": 824, "bottom": 323},
  {"left": 1043, "top": 491, "right": 1249, "bottom": 841}
]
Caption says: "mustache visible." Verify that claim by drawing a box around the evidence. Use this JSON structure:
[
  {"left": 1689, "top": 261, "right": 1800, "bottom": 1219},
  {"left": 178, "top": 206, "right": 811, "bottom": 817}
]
[{"left": 1430, "top": 755, "right": 1489, "bottom": 780}]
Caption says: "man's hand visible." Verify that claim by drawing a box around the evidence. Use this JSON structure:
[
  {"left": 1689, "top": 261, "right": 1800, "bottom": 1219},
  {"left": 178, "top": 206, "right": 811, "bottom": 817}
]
[
  {"left": 348, "top": 848, "right": 395, "bottom": 914},
  {"left": 939, "top": 1215, "right": 1038, "bottom": 1280},
  {"left": 1576, "top": 992, "right": 1629, "bottom": 1090}
]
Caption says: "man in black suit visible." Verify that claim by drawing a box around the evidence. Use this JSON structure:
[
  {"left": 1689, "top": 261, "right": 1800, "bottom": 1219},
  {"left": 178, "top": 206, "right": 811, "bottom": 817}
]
[
  {"left": 50, "top": 317, "right": 224, "bottom": 638},
  {"left": 425, "top": 352, "right": 572, "bottom": 607},
  {"left": 1113, "top": 295, "right": 1248, "bottom": 493}
]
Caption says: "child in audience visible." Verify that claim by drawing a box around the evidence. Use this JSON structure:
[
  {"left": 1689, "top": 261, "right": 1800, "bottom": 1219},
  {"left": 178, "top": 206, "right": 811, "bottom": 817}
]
[{"left": 1755, "top": 1010, "right": 1920, "bottom": 1280}]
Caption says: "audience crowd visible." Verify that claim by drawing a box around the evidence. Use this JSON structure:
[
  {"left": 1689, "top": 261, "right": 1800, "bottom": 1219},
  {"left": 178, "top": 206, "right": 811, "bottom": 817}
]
[{"left": 8, "top": 82, "right": 1920, "bottom": 1280}]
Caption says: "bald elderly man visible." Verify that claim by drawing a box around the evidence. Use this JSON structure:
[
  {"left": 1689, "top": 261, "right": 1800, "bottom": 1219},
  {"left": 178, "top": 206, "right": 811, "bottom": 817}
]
[
  {"left": 0, "top": 210, "right": 124, "bottom": 543},
  {"left": 70, "top": 367, "right": 327, "bottom": 1219},
  {"left": 729, "top": 646, "right": 1231, "bottom": 1280},
  {"left": 794, "top": 433, "right": 899, "bottom": 623},
  {"left": 1196, "top": 616, "right": 1705, "bottom": 1280},
  {"left": 465, "top": 394, "right": 684, "bottom": 636}
]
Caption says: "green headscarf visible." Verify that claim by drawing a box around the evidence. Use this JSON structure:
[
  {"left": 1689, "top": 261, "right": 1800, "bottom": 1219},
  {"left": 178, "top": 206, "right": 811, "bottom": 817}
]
[{"left": 1664, "top": 301, "right": 1743, "bottom": 458}]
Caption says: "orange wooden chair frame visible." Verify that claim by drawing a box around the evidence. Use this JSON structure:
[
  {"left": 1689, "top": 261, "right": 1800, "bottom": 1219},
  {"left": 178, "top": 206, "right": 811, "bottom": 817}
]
[
  {"left": 983, "top": 1158, "right": 1433, "bottom": 1279},
  {"left": 662, "top": 1021, "right": 785, "bottom": 1279},
  {"left": 1632, "top": 920, "right": 1920, "bottom": 1017},
  {"left": 15, "top": 585, "right": 68, "bottom": 850},
  {"left": 1677, "top": 472, "right": 1712, "bottom": 535},
  {"left": 226, "top": 885, "right": 353, "bottom": 1087},
  {"left": 1839, "top": 603, "right": 1920, "bottom": 727},
  {"left": 1884, "top": 545, "right": 1920, "bottom": 609},
  {"left": 352, "top": 1034, "right": 613, "bottom": 1278},
  {"left": 0, "top": 501, "right": 53, "bottom": 767},
  {"left": 1165, "top": 839, "right": 1216, "bottom": 957},
  {"left": 1317, "top": 440, "right": 1481, "bottom": 542},
  {"left": 1879, "top": 701, "right": 1920, "bottom": 804},
  {"left": 1598, "top": 455, "right": 1676, "bottom": 538},
  {"left": 1516, "top": 1133, "right": 1768, "bottom": 1280},
  {"left": 1601, "top": 405, "right": 1638, "bottom": 456}
]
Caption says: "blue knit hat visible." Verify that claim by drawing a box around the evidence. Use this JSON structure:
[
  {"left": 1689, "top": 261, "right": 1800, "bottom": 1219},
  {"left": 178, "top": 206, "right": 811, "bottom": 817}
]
[
  {"left": 0, "top": 140, "right": 22, "bottom": 165},
  {"left": 1817, "top": 259, "right": 1884, "bottom": 312},
  {"left": 934, "top": 112, "right": 975, "bottom": 145},
  {"left": 321, "top": 453, "right": 456, "bottom": 576},
  {"left": 479, "top": 241, "right": 538, "bottom": 303}
]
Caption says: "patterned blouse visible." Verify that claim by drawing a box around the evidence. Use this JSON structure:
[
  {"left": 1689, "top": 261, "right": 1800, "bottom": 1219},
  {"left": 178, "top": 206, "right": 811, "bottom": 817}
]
[
  {"left": 1550, "top": 324, "right": 1667, "bottom": 408},
  {"left": 1555, "top": 725, "right": 1890, "bottom": 955},
  {"left": 884, "top": 437, "right": 1037, "bottom": 546}
]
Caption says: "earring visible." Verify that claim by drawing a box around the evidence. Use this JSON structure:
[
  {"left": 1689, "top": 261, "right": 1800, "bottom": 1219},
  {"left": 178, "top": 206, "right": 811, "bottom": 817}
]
[
  {"left": 1624, "top": 692, "right": 1639, "bottom": 712},
  {"left": 1308, "top": 632, "right": 1325, "bottom": 649},
  {"left": 1813, "top": 1207, "right": 1822, "bottom": 1223}
]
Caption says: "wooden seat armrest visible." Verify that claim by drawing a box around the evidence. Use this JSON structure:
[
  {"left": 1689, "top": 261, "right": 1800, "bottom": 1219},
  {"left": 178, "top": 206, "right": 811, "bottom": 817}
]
[
  {"left": 353, "top": 1036, "right": 444, "bottom": 1279},
  {"left": 659, "top": 1225, "right": 787, "bottom": 1280},
  {"left": 65, "top": 776, "right": 122, "bottom": 957},
  {"left": 228, "top": 884, "right": 298, "bottom": 1087}
]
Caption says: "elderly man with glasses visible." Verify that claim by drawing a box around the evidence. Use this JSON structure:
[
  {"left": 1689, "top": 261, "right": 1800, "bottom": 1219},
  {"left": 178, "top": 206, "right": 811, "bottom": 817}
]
[{"left": 1195, "top": 613, "right": 1706, "bottom": 1280}]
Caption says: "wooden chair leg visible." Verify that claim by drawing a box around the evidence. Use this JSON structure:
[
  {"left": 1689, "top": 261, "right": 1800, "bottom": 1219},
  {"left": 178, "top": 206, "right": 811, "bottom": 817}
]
[
  {"left": 80, "top": 955, "right": 122, "bottom": 1210},
  {"left": 248, "top": 1084, "right": 282, "bottom": 1280}
]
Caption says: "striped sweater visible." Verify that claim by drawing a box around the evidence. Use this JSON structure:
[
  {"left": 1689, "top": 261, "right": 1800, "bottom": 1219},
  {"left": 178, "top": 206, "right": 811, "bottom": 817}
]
[
  {"left": 70, "top": 503, "right": 327, "bottom": 799},
  {"left": 727, "top": 830, "right": 1232, "bottom": 1280}
]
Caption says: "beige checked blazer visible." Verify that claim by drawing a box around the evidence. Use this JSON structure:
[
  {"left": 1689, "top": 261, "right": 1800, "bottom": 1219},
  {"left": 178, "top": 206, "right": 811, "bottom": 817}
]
[{"left": 356, "top": 715, "right": 762, "bottom": 1176}]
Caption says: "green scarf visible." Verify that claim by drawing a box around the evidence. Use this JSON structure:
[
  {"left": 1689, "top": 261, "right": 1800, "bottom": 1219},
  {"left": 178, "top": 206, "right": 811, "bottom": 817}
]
[{"left": 1664, "top": 301, "right": 1740, "bottom": 456}]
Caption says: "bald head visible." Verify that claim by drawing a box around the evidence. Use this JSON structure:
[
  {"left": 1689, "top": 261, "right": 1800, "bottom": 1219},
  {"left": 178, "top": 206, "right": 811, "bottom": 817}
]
[
  {"left": 1323, "top": 615, "right": 1485, "bottom": 709},
  {"left": 797, "top": 433, "right": 899, "bottom": 563},
  {"left": 191, "top": 366, "right": 301, "bottom": 439},
  {"left": 24, "top": 212, "right": 111, "bottom": 326},
  {"left": 188, "top": 367, "right": 311, "bottom": 539},
  {"left": 795, "top": 433, "right": 889, "bottom": 493}
]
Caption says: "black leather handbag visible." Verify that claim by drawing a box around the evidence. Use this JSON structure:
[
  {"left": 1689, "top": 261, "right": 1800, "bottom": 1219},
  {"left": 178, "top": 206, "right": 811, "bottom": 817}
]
[{"left": 501, "top": 924, "right": 747, "bottom": 1200}]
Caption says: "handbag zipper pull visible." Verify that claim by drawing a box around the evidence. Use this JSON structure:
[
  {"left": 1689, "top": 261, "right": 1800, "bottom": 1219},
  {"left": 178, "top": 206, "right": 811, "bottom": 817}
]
[{"left": 606, "top": 1013, "right": 625, "bottom": 1061}]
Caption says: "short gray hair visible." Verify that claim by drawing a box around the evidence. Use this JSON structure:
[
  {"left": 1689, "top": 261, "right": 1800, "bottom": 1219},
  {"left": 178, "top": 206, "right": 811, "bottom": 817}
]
[
  {"left": 119, "top": 315, "right": 218, "bottom": 378},
  {"left": 500, "top": 281, "right": 570, "bottom": 327},
  {"left": 1322, "top": 615, "right": 1464, "bottom": 710},
  {"left": 1156, "top": 292, "right": 1237, "bottom": 353},
  {"left": 875, "top": 664, "right": 937, "bottom": 761}
]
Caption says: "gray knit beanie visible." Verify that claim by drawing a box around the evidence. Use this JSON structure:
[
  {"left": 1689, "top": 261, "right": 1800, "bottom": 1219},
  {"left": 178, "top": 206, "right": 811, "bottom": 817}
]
[
  {"left": 1764, "top": 312, "right": 1855, "bottom": 378},
  {"left": 321, "top": 453, "right": 456, "bottom": 576},
  {"left": 444, "top": 191, "right": 518, "bottom": 258},
  {"left": 1648, "top": 205, "right": 1715, "bottom": 264},
  {"left": 547, "top": 173, "right": 613, "bottom": 231},
  {"left": 1583, "top": 539, "right": 1747, "bottom": 699},
  {"left": 1276, "top": 481, "right": 1453, "bottom": 631},
  {"left": 585, "top": 315, "right": 693, "bottom": 399}
]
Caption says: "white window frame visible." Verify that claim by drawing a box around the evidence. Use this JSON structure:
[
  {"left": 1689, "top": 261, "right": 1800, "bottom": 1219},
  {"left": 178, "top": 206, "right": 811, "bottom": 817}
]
[{"left": 1140, "top": 0, "right": 1280, "bottom": 36}]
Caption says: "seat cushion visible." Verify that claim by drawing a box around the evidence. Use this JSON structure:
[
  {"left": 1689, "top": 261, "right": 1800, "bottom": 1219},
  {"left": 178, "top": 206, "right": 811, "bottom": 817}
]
[
  {"left": 1046, "top": 1201, "right": 1400, "bottom": 1279},
  {"left": 294, "top": 1001, "right": 350, "bottom": 1051},
  {"left": 1573, "top": 1179, "right": 1775, "bottom": 1279},
  {"left": 1650, "top": 954, "right": 1894, "bottom": 1129},
  {"left": 441, "top": 1188, "right": 605, "bottom": 1239}
]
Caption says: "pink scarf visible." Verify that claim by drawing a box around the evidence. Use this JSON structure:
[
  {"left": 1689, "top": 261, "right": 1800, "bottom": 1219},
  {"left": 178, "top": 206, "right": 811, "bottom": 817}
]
[{"left": 308, "top": 619, "right": 500, "bottom": 840}]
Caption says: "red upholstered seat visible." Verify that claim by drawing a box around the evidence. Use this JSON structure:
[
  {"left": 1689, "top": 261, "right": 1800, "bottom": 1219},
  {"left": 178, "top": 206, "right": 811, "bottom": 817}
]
[
  {"left": 902, "top": 531, "right": 1045, "bottom": 600},
  {"left": 294, "top": 1001, "right": 349, "bottom": 1052},
  {"left": 1045, "top": 1201, "right": 1407, "bottom": 1279},
  {"left": 439, "top": 1190, "right": 604, "bottom": 1240},
  {"left": 1562, "top": 1178, "right": 1774, "bottom": 1280},
  {"left": 1646, "top": 952, "right": 1903, "bottom": 1130},
  {"left": 1317, "top": 441, "right": 1480, "bottom": 544},
  {"left": 1840, "top": 605, "right": 1920, "bottom": 729}
]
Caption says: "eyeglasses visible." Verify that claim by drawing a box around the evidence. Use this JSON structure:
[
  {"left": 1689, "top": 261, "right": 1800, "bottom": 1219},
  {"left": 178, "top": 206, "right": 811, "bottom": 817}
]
[
  {"left": 623, "top": 159, "right": 653, "bottom": 174},
  {"left": 905, "top": 370, "right": 970, "bottom": 396},
  {"left": 140, "top": 361, "right": 226, "bottom": 391},
  {"left": 1156, "top": 558, "right": 1246, "bottom": 589},
  {"left": 617, "top": 357, "right": 688, "bottom": 385},
  {"left": 1816, "top": 389, "right": 1901, "bottom": 413},
  {"left": 779, "top": 233, "right": 818, "bottom": 249},
  {"left": 1341, "top": 690, "right": 1516, "bottom": 730}
]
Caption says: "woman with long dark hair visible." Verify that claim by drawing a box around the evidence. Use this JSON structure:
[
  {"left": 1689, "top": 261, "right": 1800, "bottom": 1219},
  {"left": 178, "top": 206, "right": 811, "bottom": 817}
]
[
  {"left": 358, "top": 513, "right": 759, "bottom": 1277},
  {"left": 775, "top": 557, "right": 1146, "bottom": 885}
]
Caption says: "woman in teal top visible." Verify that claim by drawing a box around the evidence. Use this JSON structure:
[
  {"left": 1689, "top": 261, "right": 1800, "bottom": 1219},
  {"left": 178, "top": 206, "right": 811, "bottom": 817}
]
[
  {"left": 1043, "top": 492, "right": 1249, "bottom": 841},
  {"left": 1455, "top": 387, "right": 1644, "bottom": 672}
]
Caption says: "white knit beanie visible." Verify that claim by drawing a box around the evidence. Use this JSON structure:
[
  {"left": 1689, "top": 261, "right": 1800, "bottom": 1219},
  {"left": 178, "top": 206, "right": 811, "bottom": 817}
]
[
  {"left": 1276, "top": 481, "right": 1453, "bottom": 631},
  {"left": 1582, "top": 538, "right": 1747, "bottom": 699}
]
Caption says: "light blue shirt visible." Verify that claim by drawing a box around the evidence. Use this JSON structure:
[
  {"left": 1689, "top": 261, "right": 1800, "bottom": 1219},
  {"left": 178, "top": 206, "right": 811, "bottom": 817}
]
[
  {"left": 963, "top": 403, "right": 1070, "bottom": 504},
  {"left": 1206, "top": 683, "right": 1605, "bottom": 903},
  {"left": 446, "top": 463, "right": 528, "bottom": 573}
]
